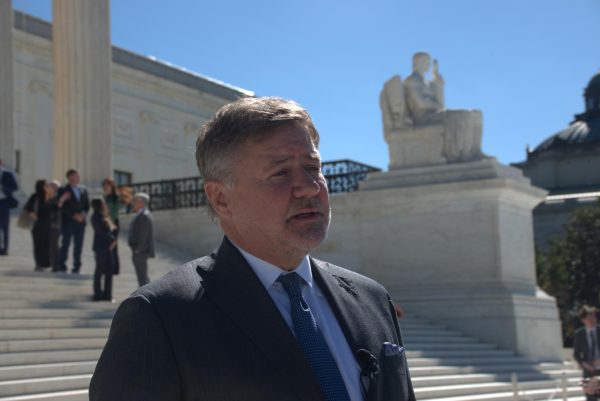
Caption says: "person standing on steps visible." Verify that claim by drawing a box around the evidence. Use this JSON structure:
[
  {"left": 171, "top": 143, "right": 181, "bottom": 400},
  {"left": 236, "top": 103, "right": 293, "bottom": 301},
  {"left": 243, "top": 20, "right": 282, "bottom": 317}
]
[
  {"left": 25, "top": 179, "right": 63, "bottom": 271},
  {"left": 0, "top": 159, "right": 19, "bottom": 256},
  {"left": 102, "top": 178, "right": 121, "bottom": 276},
  {"left": 91, "top": 198, "right": 117, "bottom": 302},
  {"left": 56, "top": 169, "right": 89, "bottom": 274},
  {"left": 574, "top": 305, "right": 600, "bottom": 401},
  {"left": 127, "top": 193, "right": 154, "bottom": 286}
]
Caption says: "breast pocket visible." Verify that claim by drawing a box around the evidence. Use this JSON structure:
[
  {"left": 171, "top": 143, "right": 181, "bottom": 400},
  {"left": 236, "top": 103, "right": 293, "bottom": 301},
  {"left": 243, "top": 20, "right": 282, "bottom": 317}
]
[{"left": 380, "top": 350, "right": 412, "bottom": 400}]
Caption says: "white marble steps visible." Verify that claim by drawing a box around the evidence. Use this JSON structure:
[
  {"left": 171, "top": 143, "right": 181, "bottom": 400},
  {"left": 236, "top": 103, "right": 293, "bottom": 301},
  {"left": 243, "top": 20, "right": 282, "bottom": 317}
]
[
  {"left": 0, "top": 389, "right": 88, "bottom": 401},
  {"left": 0, "top": 362, "right": 95, "bottom": 381},
  {"left": 0, "top": 329, "right": 109, "bottom": 341},
  {"left": 0, "top": 374, "right": 91, "bottom": 397},
  {"left": 0, "top": 216, "right": 190, "bottom": 400},
  {"left": 1, "top": 216, "right": 585, "bottom": 400}
]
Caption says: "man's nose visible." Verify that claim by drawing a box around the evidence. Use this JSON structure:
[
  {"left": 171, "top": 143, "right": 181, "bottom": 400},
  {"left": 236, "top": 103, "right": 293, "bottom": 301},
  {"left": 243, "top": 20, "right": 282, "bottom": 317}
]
[{"left": 292, "top": 170, "right": 322, "bottom": 198}]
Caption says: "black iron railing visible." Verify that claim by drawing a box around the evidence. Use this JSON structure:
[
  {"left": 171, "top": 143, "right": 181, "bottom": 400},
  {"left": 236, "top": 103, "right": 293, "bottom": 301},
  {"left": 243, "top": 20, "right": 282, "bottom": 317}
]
[
  {"left": 322, "top": 159, "right": 381, "bottom": 194},
  {"left": 130, "top": 176, "right": 207, "bottom": 211},
  {"left": 130, "top": 159, "right": 381, "bottom": 211}
]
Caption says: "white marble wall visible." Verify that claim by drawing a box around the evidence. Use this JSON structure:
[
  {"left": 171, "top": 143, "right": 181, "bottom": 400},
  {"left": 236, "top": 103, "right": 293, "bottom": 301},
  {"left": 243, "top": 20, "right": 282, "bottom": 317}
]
[
  {"left": 13, "top": 27, "right": 237, "bottom": 192},
  {"left": 0, "top": 0, "right": 15, "bottom": 168}
]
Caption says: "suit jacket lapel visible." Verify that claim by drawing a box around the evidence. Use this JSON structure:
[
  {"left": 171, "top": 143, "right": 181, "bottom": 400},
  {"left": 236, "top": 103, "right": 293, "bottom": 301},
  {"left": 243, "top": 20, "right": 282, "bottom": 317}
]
[
  {"left": 312, "top": 259, "right": 384, "bottom": 401},
  {"left": 311, "top": 258, "right": 377, "bottom": 354},
  {"left": 197, "top": 237, "right": 325, "bottom": 401}
]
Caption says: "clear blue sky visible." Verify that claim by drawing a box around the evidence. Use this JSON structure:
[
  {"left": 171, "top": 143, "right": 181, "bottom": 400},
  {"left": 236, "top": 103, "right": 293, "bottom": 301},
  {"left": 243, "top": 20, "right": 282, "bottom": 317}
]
[{"left": 13, "top": 0, "right": 600, "bottom": 170}]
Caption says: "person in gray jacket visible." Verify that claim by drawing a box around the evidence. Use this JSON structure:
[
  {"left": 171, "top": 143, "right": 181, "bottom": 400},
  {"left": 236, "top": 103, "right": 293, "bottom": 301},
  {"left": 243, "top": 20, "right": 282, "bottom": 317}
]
[{"left": 127, "top": 193, "right": 155, "bottom": 286}]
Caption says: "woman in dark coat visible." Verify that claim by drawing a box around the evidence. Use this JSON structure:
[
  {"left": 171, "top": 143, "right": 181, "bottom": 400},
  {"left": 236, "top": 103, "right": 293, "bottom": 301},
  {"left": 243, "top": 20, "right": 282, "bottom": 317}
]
[
  {"left": 91, "top": 198, "right": 117, "bottom": 301},
  {"left": 102, "top": 178, "right": 121, "bottom": 275},
  {"left": 25, "top": 180, "right": 60, "bottom": 271}
]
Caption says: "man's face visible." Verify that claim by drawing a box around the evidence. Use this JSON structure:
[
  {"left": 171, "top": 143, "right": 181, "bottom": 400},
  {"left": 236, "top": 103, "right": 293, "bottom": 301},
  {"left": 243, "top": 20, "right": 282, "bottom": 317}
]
[
  {"left": 583, "top": 313, "right": 598, "bottom": 328},
  {"left": 68, "top": 172, "right": 80, "bottom": 186},
  {"left": 132, "top": 198, "right": 144, "bottom": 212},
  {"left": 209, "top": 124, "right": 330, "bottom": 270}
]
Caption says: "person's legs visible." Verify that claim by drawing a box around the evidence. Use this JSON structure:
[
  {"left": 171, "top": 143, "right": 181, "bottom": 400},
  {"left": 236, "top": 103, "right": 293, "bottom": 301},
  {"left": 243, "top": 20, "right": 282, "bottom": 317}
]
[
  {"left": 57, "top": 222, "right": 73, "bottom": 272},
  {"left": 0, "top": 200, "right": 9, "bottom": 255},
  {"left": 112, "top": 226, "right": 120, "bottom": 275},
  {"left": 104, "top": 251, "right": 114, "bottom": 300},
  {"left": 93, "top": 251, "right": 104, "bottom": 300},
  {"left": 32, "top": 227, "right": 43, "bottom": 269},
  {"left": 49, "top": 228, "right": 60, "bottom": 270},
  {"left": 71, "top": 223, "right": 85, "bottom": 273},
  {"left": 132, "top": 253, "right": 149, "bottom": 286}
]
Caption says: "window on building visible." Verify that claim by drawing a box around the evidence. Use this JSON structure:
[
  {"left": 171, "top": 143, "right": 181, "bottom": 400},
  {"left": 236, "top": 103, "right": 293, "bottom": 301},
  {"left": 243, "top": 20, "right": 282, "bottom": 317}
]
[
  {"left": 15, "top": 150, "right": 20, "bottom": 174},
  {"left": 114, "top": 170, "right": 132, "bottom": 186}
]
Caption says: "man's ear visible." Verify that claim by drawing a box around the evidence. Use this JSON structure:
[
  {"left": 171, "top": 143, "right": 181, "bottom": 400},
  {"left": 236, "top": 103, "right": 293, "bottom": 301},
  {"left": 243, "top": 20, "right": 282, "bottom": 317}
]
[{"left": 204, "top": 180, "right": 231, "bottom": 218}]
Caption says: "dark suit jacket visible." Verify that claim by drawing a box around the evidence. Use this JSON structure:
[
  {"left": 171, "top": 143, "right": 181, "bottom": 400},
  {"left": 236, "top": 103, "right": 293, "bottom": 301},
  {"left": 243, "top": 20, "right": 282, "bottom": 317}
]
[
  {"left": 58, "top": 185, "right": 89, "bottom": 224},
  {"left": 0, "top": 169, "right": 18, "bottom": 197},
  {"left": 91, "top": 213, "right": 115, "bottom": 253},
  {"left": 127, "top": 209, "right": 155, "bottom": 257},
  {"left": 573, "top": 325, "right": 600, "bottom": 377},
  {"left": 90, "top": 237, "right": 415, "bottom": 401}
]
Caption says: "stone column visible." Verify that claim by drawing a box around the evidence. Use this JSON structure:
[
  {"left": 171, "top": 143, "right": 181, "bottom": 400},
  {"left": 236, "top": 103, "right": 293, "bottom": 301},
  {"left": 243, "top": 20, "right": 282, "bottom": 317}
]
[
  {"left": 52, "top": 0, "right": 112, "bottom": 188},
  {"left": 0, "top": 0, "right": 15, "bottom": 168}
]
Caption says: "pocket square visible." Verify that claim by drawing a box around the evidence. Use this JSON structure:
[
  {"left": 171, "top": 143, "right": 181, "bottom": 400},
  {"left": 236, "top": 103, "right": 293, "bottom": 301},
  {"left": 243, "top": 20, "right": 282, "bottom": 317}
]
[{"left": 382, "top": 342, "right": 404, "bottom": 357}]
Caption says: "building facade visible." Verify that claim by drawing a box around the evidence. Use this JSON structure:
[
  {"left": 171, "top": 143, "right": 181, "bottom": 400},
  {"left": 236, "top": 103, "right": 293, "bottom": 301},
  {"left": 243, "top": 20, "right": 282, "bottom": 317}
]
[
  {"left": 11, "top": 11, "right": 252, "bottom": 193},
  {"left": 513, "top": 71, "right": 600, "bottom": 248}
]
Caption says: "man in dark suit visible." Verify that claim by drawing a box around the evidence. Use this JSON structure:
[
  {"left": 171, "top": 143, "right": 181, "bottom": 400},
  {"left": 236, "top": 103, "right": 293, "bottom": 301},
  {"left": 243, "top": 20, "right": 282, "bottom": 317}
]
[
  {"left": 0, "top": 159, "right": 19, "bottom": 256},
  {"left": 56, "top": 169, "right": 89, "bottom": 273},
  {"left": 574, "top": 305, "right": 600, "bottom": 401},
  {"left": 90, "top": 97, "right": 416, "bottom": 401},
  {"left": 127, "top": 192, "right": 155, "bottom": 286}
]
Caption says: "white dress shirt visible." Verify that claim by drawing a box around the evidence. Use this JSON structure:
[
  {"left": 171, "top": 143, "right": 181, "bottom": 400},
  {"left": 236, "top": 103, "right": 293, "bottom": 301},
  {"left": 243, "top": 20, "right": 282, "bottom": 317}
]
[{"left": 234, "top": 244, "right": 364, "bottom": 401}]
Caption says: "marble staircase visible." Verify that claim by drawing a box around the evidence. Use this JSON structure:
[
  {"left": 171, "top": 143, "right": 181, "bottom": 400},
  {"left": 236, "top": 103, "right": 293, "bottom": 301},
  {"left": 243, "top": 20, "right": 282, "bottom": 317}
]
[{"left": 0, "top": 216, "right": 585, "bottom": 400}]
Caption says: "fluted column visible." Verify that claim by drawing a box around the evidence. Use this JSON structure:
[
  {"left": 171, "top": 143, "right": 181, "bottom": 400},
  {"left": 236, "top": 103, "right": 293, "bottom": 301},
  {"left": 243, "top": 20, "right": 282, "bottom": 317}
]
[
  {"left": 0, "top": 0, "right": 15, "bottom": 168},
  {"left": 52, "top": 0, "right": 112, "bottom": 187}
]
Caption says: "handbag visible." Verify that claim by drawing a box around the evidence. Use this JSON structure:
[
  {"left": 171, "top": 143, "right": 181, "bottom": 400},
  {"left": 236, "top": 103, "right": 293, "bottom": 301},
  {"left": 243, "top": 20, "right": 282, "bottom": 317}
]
[
  {"left": 17, "top": 209, "right": 34, "bottom": 230},
  {"left": 17, "top": 197, "right": 38, "bottom": 230}
]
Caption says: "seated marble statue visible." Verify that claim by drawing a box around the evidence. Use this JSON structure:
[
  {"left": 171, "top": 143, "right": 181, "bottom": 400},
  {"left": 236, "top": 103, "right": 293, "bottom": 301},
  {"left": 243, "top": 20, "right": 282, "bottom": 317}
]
[{"left": 380, "top": 52, "right": 484, "bottom": 169}]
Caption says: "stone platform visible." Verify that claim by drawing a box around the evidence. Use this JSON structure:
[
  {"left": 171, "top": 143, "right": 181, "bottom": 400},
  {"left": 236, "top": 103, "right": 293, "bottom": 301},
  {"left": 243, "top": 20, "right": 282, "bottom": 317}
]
[{"left": 313, "top": 158, "right": 563, "bottom": 362}]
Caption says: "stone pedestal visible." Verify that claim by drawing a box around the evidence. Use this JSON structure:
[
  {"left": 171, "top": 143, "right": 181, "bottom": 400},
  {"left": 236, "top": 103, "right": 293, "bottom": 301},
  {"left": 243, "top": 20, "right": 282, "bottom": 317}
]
[
  {"left": 314, "top": 158, "right": 563, "bottom": 361},
  {"left": 52, "top": 0, "right": 112, "bottom": 187},
  {"left": 386, "top": 125, "right": 446, "bottom": 169},
  {"left": 0, "top": 0, "right": 15, "bottom": 168}
]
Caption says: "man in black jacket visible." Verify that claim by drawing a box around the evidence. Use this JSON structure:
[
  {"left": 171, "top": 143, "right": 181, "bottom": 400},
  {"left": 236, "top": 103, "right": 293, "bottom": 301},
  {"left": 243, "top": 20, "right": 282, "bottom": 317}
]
[
  {"left": 0, "top": 159, "right": 18, "bottom": 256},
  {"left": 56, "top": 169, "right": 89, "bottom": 273},
  {"left": 574, "top": 305, "right": 600, "bottom": 401},
  {"left": 90, "top": 97, "right": 416, "bottom": 401},
  {"left": 127, "top": 192, "right": 155, "bottom": 286}
]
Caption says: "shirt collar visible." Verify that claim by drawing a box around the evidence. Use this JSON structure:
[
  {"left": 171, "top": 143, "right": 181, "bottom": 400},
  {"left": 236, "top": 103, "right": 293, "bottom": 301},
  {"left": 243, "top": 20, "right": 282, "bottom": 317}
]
[
  {"left": 137, "top": 207, "right": 146, "bottom": 215},
  {"left": 232, "top": 241, "right": 313, "bottom": 290}
]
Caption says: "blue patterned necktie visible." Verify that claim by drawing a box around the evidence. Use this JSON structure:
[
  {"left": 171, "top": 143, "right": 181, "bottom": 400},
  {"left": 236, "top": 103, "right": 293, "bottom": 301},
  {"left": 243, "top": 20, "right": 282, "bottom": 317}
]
[{"left": 278, "top": 272, "right": 351, "bottom": 401}]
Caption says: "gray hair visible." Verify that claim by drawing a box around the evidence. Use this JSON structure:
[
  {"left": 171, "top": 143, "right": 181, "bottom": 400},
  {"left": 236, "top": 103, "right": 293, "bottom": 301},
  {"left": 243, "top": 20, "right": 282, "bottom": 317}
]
[
  {"left": 196, "top": 97, "right": 320, "bottom": 216},
  {"left": 133, "top": 192, "right": 150, "bottom": 206}
]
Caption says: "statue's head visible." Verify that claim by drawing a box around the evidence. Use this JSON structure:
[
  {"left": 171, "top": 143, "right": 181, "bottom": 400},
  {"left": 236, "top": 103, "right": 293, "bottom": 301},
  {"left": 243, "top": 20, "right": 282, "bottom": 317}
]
[{"left": 412, "top": 52, "right": 431, "bottom": 74}]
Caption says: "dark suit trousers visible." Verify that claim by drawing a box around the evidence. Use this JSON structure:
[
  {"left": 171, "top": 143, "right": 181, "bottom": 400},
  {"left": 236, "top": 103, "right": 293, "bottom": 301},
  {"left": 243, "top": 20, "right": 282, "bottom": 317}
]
[
  {"left": 132, "top": 253, "right": 150, "bottom": 287},
  {"left": 0, "top": 199, "right": 10, "bottom": 255},
  {"left": 58, "top": 221, "right": 85, "bottom": 272},
  {"left": 94, "top": 249, "right": 114, "bottom": 300},
  {"left": 32, "top": 223, "right": 51, "bottom": 268},
  {"left": 583, "top": 369, "right": 600, "bottom": 401},
  {"left": 49, "top": 228, "right": 60, "bottom": 270}
]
